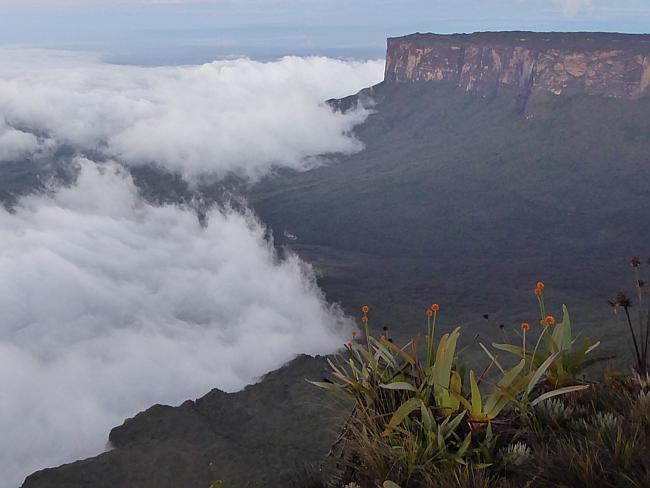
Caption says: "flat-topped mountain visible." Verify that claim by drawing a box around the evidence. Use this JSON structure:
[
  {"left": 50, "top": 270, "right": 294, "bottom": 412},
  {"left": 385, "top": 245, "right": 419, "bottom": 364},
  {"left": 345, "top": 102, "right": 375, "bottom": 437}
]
[
  {"left": 385, "top": 32, "right": 650, "bottom": 110},
  {"left": 19, "top": 31, "right": 650, "bottom": 488}
]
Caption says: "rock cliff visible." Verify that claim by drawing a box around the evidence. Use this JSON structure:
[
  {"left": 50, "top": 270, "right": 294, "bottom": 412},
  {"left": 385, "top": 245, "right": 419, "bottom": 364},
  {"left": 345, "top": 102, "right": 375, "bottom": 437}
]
[{"left": 385, "top": 32, "right": 650, "bottom": 110}]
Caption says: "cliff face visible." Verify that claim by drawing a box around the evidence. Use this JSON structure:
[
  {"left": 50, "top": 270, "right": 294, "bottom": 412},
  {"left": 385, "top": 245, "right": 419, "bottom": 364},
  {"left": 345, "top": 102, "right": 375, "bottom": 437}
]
[{"left": 385, "top": 32, "right": 650, "bottom": 108}]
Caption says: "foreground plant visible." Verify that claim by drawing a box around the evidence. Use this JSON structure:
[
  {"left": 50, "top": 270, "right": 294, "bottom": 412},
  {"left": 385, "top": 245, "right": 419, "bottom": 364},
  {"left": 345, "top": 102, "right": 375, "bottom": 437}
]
[
  {"left": 312, "top": 289, "right": 593, "bottom": 486},
  {"left": 491, "top": 282, "right": 605, "bottom": 388},
  {"left": 609, "top": 257, "right": 650, "bottom": 376}
]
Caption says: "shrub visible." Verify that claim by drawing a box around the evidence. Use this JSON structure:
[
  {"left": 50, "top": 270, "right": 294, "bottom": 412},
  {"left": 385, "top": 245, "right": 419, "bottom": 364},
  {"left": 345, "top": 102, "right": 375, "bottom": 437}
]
[{"left": 312, "top": 285, "right": 593, "bottom": 487}]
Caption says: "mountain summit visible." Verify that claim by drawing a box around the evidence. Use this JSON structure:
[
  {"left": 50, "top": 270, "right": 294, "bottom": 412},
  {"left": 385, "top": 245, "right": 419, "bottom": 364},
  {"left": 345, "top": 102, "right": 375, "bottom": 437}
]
[{"left": 385, "top": 32, "right": 650, "bottom": 112}]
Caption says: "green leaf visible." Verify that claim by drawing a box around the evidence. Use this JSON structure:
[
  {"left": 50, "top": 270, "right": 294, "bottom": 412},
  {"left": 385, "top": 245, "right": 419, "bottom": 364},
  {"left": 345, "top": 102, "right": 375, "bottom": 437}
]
[
  {"left": 585, "top": 341, "right": 601, "bottom": 355},
  {"left": 380, "top": 381, "right": 418, "bottom": 392},
  {"left": 371, "top": 339, "right": 399, "bottom": 368},
  {"left": 552, "top": 305, "right": 573, "bottom": 352},
  {"left": 499, "top": 359, "right": 526, "bottom": 388},
  {"left": 470, "top": 370, "right": 482, "bottom": 414},
  {"left": 483, "top": 359, "right": 525, "bottom": 416},
  {"left": 432, "top": 327, "right": 461, "bottom": 404},
  {"left": 382, "top": 397, "right": 423, "bottom": 437},
  {"left": 421, "top": 403, "right": 434, "bottom": 431},
  {"left": 480, "top": 342, "right": 505, "bottom": 373},
  {"left": 445, "top": 410, "right": 467, "bottom": 438},
  {"left": 448, "top": 370, "right": 462, "bottom": 412},
  {"left": 383, "top": 482, "right": 401, "bottom": 488},
  {"left": 531, "top": 385, "right": 590, "bottom": 406},
  {"left": 307, "top": 380, "right": 341, "bottom": 391},
  {"left": 527, "top": 352, "right": 561, "bottom": 395},
  {"left": 492, "top": 343, "right": 527, "bottom": 358},
  {"left": 451, "top": 390, "right": 473, "bottom": 412},
  {"left": 457, "top": 431, "right": 472, "bottom": 458},
  {"left": 380, "top": 337, "right": 417, "bottom": 365}
]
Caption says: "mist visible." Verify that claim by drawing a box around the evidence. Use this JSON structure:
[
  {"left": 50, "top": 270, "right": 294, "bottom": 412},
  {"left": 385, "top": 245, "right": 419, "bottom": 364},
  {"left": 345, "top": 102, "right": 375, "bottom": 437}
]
[
  {"left": 0, "top": 51, "right": 382, "bottom": 487},
  {"left": 0, "top": 161, "right": 354, "bottom": 486},
  {"left": 0, "top": 50, "right": 383, "bottom": 179}
]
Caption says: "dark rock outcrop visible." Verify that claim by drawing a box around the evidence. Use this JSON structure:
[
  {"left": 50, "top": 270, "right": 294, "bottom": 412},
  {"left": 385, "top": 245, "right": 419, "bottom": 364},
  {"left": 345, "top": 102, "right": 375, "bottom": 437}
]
[{"left": 22, "top": 355, "right": 347, "bottom": 488}]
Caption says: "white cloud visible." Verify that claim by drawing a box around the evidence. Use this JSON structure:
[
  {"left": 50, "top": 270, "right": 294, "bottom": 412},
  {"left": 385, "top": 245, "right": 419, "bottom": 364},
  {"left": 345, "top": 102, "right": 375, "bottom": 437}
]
[
  {"left": 0, "top": 49, "right": 383, "bottom": 180},
  {"left": 0, "top": 48, "right": 380, "bottom": 486},
  {"left": 551, "top": 0, "right": 593, "bottom": 16},
  {"left": 0, "top": 116, "right": 41, "bottom": 161},
  {"left": 0, "top": 160, "right": 353, "bottom": 487}
]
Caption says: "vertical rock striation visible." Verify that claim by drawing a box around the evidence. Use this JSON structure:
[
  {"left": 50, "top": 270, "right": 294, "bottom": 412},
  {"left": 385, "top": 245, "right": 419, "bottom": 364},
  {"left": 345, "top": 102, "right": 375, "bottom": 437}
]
[{"left": 385, "top": 32, "right": 650, "bottom": 111}]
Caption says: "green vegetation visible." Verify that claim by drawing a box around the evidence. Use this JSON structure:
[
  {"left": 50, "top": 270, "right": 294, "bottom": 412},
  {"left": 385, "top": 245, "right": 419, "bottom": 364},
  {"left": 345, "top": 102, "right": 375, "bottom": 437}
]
[{"left": 308, "top": 283, "right": 649, "bottom": 487}]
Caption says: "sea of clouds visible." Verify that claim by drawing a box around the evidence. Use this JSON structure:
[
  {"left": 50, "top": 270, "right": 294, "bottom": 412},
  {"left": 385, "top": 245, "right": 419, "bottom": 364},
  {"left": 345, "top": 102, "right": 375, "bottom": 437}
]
[
  {"left": 0, "top": 49, "right": 382, "bottom": 179},
  {"left": 0, "top": 51, "right": 383, "bottom": 487}
]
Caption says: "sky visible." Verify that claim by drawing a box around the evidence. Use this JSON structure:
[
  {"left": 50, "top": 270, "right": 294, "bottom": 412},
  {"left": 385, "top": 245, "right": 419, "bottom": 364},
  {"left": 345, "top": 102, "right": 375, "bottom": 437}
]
[{"left": 0, "top": 0, "right": 648, "bottom": 64}]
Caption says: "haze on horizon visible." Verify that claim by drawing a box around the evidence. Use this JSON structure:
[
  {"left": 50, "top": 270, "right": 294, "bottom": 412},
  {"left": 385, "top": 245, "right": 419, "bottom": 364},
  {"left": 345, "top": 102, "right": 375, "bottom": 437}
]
[
  {"left": 0, "top": 0, "right": 648, "bottom": 65},
  {"left": 0, "top": 1, "right": 649, "bottom": 487}
]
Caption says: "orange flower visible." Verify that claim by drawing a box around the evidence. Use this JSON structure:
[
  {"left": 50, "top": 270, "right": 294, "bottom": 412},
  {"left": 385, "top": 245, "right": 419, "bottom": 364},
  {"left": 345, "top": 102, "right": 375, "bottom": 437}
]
[
  {"left": 431, "top": 304, "right": 440, "bottom": 312},
  {"left": 361, "top": 305, "right": 369, "bottom": 314},
  {"left": 521, "top": 322, "right": 530, "bottom": 331},
  {"left": 536, "top": 281, "right": 545, "bottom": 291},
  {"left": 361, "top": 316, "right": 369, "bottom": 324},
  {"left": 426, "top": 309, "right": 433, "bottom": 317},
  {"left": 535, "top": 287, "right": 543, "bottom": 296},
  {"left": 544, "top": 315, "right": 556, "bottom": 326},
  {"left": 352, "top": 330, "right": 358, "bottom": 338}
]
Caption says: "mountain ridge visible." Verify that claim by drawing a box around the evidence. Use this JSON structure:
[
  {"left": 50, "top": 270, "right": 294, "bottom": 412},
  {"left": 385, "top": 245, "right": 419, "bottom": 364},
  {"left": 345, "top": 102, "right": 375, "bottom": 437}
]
[{"left": 384, "top": 32, "right": 650, "bottom": 112}]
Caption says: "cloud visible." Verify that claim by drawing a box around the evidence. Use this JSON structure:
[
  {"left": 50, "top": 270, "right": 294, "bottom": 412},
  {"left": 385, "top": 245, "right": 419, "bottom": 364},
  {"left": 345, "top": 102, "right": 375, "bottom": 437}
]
[
  {"left": 0, "top": 49, "right": 383, "bottom": 180},
  {"left": 551, "top": 0, "right": 593, "bottom": 16},
  {"left": 0, "top": 160, "right": 353, "bottom": 487},
  {"left": 0, "top": 116, "right": 40, "bottom": 161},
  {"left": 0, "top": 48, "right": 380, "bottom": 486}
]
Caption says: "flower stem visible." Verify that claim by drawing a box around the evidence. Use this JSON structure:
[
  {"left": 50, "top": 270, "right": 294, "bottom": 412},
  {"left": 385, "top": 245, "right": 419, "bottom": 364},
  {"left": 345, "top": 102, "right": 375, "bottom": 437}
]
[
  {"left": 529, "top": 326, "right": 548, "bottom": 373},
  {"left": 624, "top": 305, "right": 643, "bottom": 372},
  {"left": 429, "top": 310, "right": 438, "bottom": 367}
]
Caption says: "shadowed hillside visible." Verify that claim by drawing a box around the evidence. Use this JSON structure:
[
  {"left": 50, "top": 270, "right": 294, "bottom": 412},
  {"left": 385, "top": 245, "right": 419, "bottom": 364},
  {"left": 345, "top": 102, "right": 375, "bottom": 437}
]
[
  {"left": 251, "top": 80, "right": 650, "bottom": 358},
  {"left": 22, "top": 355, "right": 347, "bottom": 488}
]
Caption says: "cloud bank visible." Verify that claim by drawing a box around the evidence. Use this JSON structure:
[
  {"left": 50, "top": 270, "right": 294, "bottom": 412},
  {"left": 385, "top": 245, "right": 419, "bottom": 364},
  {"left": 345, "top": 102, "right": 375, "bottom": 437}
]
[
  {"left": 0, "top": 50, "right": 382, "bottom": 486},
  {"left": 0, "top": 49, "right": 383, "bottom": 180},
  {"left": 0, "top": 161, "right": 353, "bottom": 487},
  {"left": 551, "top": 0, "right": 593, "bottom": 16}
]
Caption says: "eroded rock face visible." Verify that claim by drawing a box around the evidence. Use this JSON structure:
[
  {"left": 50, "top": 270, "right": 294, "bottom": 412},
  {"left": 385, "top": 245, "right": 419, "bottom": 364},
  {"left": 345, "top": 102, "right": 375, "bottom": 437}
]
[
  {"left": 21, "top": 355, "right": 348, "bottom": 488},
  {"left": 385, "top": 32, "right": 650, "bottom": 107}
]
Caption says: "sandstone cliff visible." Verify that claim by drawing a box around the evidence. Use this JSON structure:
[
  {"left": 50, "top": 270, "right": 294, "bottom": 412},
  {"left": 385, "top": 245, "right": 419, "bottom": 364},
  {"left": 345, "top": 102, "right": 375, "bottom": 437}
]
[{"left": 385, "top": 32, "right": 650, "bottom": 110}]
